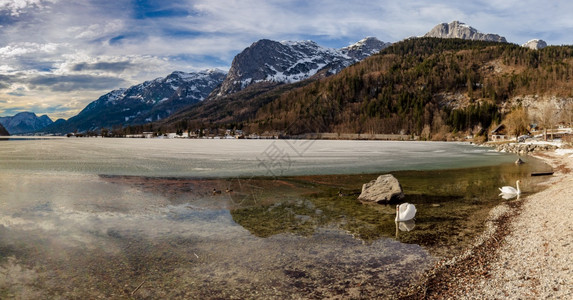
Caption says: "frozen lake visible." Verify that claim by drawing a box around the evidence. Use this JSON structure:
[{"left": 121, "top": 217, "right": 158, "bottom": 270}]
[
  {"left": 0, "top": 138, "right": 517, "bottom": 177},
  {"left": 0, "top": 138, "right": 549, "bottom": 298}
]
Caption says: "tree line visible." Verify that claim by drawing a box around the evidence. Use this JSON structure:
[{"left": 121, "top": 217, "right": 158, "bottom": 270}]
[{"left": 112, "top": 38, "right": 573, "bottom": 140}]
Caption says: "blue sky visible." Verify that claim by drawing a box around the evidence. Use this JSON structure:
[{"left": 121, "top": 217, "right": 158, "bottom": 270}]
[{"left": 1, "top": 0, "right": 573, "bottom": 120}]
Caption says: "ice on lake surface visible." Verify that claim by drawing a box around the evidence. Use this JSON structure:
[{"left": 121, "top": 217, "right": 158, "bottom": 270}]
[
  {"left": 0, "top": 139, "right": 547, "bottom": 298},
  {"left": 0, "top": 138, "right": 516, "bottom": 177}
]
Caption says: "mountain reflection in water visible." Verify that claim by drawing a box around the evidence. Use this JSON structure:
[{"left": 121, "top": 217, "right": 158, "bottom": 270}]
[{"left": 0, "top": 139, "right": 552, "bottom": 298}]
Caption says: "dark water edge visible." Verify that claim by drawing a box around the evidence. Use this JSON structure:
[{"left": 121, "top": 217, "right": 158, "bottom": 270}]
[{"left": 0, "top": 156, "right": 552, "bottom": 299}]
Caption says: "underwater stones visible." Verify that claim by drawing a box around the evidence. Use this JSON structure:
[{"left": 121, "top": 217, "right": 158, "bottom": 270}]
[{"left": 358, "top": 174, "right": 405, "bottom": 204}]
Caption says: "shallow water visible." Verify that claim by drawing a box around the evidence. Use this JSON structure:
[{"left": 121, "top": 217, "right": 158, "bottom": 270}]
[{"left": 0, "top": 139, "right": 551, "bottom": 298}]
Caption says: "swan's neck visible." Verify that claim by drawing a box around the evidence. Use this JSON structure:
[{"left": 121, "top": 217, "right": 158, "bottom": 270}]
[
  {"left": 516, "top": 181, "right": 521, "bottom": 194},
  {"left": 395, "top": 206, "right": 400, "bottom": 222}
]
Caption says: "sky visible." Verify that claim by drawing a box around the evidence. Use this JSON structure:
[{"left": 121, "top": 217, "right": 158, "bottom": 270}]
[{"left": 1, "top": 0, "right": 573, "bottom": 120}]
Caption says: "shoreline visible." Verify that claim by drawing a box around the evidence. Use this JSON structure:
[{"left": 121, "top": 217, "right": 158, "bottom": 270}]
[{"left": 402, "top": 149, "right": 573, "bottom": 299}]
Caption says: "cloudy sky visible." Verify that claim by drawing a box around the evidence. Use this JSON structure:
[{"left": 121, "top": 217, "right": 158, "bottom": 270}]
[{"left": 1, "top": 0, "right": 572, "bottom": 120}]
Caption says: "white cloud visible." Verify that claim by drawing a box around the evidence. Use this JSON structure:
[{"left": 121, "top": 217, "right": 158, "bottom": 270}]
[
  {"left": 67, "top": 20, "right": 124, "bottom": 40},
  {"left": 0, "top": 0, "right": 57, "bottom": 16},
  {"left": 1, "top": 0, "right": 573, "bottom": 119},
  {"left": 0, "top": 42, "right": 61, "bottom": 58}
]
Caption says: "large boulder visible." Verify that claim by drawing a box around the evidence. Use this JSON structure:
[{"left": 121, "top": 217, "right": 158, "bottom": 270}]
[{"left": 358, "top": 174, "right": 404, "bottom": 204}]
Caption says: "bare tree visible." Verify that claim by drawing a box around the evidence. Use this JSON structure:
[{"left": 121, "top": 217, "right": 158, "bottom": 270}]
[
  {"left": 538, "top": 102, "right": 557, "bottom": 141},
  {"left": 561, "top": 99, "right": 573, "bottom": 129},
  {"left": 504, "top": 107, "right": 529, "bottom": 141}
]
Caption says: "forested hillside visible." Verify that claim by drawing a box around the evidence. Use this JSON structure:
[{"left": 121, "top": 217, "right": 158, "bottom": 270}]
[{"left": 158, "top": 38, "right": 573, "bottom": 139}]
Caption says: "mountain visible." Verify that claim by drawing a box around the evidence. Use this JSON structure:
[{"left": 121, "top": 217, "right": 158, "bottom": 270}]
[
  {"left": 43, "top": 37, "right": 388, "bottom": 134},
  {"left": 214, "top": 37, "right": 390, "bottom": 97},
  {"left": 160, "top": 37, "right": 573, "bottom": 140},
  {"left": 0, "top": 112, "right": 53, "bottom": 134},
  {"left": 340, "top": 37, "right": 392, "bottom": 60},
  {"left": 43, "top": 69, "right": 226, "bottom": 133},
  {"left": 0, "top": 123, "right": 9, "bottom": 136},
  {"left": 522, "top": 39, "right": 547, "bottom": 50},
  {"left": 424, "top": 21, "right": 507, "bottom": 43}
]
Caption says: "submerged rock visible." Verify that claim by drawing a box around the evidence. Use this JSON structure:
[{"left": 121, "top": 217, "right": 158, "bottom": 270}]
[{"left": 358, "top": 174, "right": 405, "bottom": 204}]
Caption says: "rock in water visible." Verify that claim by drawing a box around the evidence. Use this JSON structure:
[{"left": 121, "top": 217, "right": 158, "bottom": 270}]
[{"left": 358, "top": 174, "right": 405, "bottom": 204}]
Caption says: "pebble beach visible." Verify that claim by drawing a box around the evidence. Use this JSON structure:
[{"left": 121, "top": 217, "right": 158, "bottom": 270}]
[{"left": 405, "top": 149, "right": 573, "bottom": 299}]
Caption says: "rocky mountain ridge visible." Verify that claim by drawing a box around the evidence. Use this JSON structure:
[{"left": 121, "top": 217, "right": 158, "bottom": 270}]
[
  {"left": 424, "top": 21, "right": 507, "bottom": 43},
  {"left": 522, "top": 39, "right": 548, "bottom": 50},
  {"left": 214, "top": 37, "right": 391, "bottom": 97},
  {"left": 42, "top": 69, "right": 226, "bottom": 133},
  {"left": 0, "top": 112, "right": 53, "bottom": 134},
  {"left": 28, "top": 21, "right": 558, "bottom": 134}
]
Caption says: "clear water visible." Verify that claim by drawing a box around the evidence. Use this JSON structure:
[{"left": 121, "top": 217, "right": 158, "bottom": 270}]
[{"left": 0, "top": 139, "right": 550, "bottom": 298}]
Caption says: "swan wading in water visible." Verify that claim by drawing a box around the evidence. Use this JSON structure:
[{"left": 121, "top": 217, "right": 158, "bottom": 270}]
[
  {"left": 499, "top": 180, "right": 521, "bottom": 195},
  {"left": 395, "top": 203, "right": 416, "bottom": 222}
]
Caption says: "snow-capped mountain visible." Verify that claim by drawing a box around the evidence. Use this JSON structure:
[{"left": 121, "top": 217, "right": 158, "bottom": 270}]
[
  {"left": 340, "top": 37, "right": 392, "bottom": 60},
  {"left": 424, "top": 21, "right": 507, "bottom": 43},
  {"left": 522, "top": 39, "right": 547, "bottom": 50},
  {"left": 0, "top": 112, "right": 53, "bottom": 134},
  {"left": 44, "top": 69, "right": 226, "bottom": 133},
  {"left": 215, "top": 37, "right": 390, "bottom": 97}
]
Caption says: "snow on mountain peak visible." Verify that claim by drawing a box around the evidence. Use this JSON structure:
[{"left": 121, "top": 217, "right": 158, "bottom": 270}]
[
  {"left": 0, "top": 111, "right": 54, "bottom": 134},
  {"left": 424, "top": 21, "right": 507, "bottom": 43},
  {"left": 522, "top": 39, "right": 548, "bottom": 50},
  {"left": 216, "top": 37, "right": 390, "bottom": 96}
]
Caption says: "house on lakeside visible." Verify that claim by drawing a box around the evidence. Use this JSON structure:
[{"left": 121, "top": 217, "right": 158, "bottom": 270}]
[{"left": 490, "top": 124, "right": 508, "bottom": 141}]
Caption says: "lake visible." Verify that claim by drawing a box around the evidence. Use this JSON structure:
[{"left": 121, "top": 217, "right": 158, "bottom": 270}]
[{"left": 0, "top": 139, "right": 551, "bottom": 298}]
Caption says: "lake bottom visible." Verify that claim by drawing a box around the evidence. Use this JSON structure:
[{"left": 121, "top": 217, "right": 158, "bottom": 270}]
[{"left": 0, "top": 158, "right": 551, "bottom": 299}]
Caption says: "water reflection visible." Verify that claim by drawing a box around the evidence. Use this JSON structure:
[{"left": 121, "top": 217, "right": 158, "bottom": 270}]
[
  {"left": 499, "top": 193, "right": 521, "bottom": 200},
  {"left": 395, "top": 220, "right": 416, "bottom": 239},
  {"left": 0, "top": 157, "right": 552, "bottom": 298},
  {"left": 397, "top": 220, "right": 416, "bottom": 232}
]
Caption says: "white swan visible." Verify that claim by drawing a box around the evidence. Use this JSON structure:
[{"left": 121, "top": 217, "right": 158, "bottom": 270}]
[
  {"left": 499, "top": 180, "right": 521, "bottom": 195},
  {"left": 395, "top": 203, "right": 416, "bottom": 222}
]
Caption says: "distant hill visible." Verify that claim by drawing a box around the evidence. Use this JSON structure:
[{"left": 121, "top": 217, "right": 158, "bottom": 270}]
[
  {"left": 43, "top": 69, "right": 226, "bottom": 134},
  {"left": 0, "top": 112, "right": 53, "bottom": 134}
]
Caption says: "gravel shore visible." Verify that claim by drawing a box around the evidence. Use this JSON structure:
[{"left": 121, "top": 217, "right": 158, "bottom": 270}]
[{"left": 403, "top": 149, "right": 573, "bottom": 299}]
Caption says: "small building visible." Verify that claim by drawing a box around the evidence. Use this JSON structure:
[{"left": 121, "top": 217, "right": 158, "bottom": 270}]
[{"left": 490, "top": 124, "right": 508, "bottom": 141}]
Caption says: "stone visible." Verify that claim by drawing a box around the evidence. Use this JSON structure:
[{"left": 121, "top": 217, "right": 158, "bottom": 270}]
[{"left": 358, "top": 174, "right": 405, "bottom": 204}]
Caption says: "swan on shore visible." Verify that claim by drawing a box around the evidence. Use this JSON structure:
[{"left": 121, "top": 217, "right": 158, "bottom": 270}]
[
  {"left": 395, "top": 203, "right": 416, "bottom": 222},
  {"left": 499, "top": 180, "right": 521, "bottom": 195}
]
